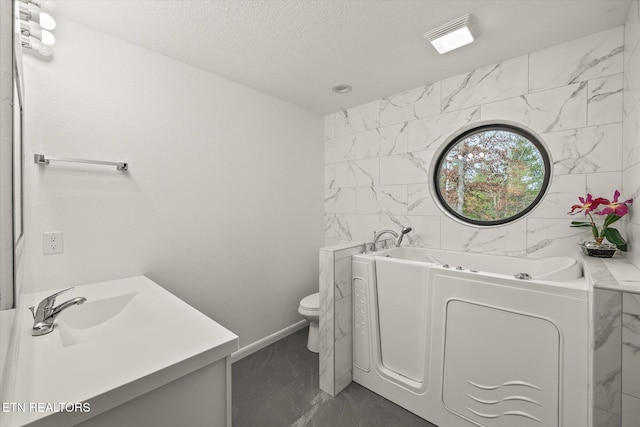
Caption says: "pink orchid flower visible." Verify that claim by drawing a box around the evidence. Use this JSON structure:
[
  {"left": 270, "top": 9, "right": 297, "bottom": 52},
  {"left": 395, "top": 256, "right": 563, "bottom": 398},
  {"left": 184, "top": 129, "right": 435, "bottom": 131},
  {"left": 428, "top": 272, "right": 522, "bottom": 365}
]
[
  {"left": 595, "top": 190, "right": 633, "bottom": 217},
  {"left": 568, "top": 194, "right": 608, "bottom": 215}
]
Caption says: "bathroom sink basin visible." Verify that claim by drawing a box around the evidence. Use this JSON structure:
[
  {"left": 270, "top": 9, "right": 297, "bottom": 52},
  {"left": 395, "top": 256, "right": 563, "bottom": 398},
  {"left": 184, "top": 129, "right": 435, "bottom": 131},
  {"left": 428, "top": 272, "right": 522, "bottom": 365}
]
[
  {"left": 57, "top": 290, "right": 160, "bottom": 347},
  {"left": 9, "top": 276, "right": 239, "bottom": 427}
]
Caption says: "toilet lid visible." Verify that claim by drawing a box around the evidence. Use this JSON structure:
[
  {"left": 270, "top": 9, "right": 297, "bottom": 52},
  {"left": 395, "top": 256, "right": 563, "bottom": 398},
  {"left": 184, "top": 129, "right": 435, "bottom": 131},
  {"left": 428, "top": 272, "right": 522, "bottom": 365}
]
[{"left": 300, "top": 293, "right": 319, "bottom": 311}]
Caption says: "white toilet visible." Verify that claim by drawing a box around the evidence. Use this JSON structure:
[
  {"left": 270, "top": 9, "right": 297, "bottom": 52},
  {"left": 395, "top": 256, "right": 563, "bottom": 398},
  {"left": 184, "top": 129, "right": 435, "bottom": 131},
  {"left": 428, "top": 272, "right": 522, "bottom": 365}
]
[{"left": 298, "top": 293, "right": 320, "bottom": 353}]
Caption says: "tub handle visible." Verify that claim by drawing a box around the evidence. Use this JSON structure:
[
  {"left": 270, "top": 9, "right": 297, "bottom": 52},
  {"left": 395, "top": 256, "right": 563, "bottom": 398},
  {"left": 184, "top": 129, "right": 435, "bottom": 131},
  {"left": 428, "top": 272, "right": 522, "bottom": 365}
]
[{"left": 514, "top": 273, "right": 532, "bottom": 280}]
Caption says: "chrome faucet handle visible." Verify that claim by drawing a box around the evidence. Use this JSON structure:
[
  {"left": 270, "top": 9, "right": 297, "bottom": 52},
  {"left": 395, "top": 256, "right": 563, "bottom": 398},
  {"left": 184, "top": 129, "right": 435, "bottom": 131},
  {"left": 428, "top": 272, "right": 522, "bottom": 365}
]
[
  {"left": 41, "top": 287, "right": 75, "bottom": 307},
  {"left": 34, "top": 287, "right": 76, "bottom": 319},
  {"left": 29, "top": 306, "right": 36, "bottom": 319}
]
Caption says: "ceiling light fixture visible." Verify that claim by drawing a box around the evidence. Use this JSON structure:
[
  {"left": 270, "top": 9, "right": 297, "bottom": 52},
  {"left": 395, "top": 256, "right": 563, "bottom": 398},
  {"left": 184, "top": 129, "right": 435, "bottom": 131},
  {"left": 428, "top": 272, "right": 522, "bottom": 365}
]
[
  {"left": 423, "top": 14, "right": 479, "bottom": 54},
  {"left": 332, "top": 84, "right": 352, "bottom": 94}
]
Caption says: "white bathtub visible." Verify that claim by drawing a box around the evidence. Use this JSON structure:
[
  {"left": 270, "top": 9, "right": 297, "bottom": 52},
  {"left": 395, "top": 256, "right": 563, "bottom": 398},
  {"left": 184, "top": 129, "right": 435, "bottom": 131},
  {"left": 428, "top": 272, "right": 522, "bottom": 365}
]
[{"left": 352, "top": 247, "right": 588, "bottom": 427}]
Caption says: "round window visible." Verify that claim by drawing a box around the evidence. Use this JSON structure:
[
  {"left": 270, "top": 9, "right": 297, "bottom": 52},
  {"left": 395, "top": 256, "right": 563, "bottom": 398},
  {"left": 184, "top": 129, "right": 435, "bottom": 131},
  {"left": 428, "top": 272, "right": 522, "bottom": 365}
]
[{"left": 433, "top": 124, "right": 551, "bottom": 226}]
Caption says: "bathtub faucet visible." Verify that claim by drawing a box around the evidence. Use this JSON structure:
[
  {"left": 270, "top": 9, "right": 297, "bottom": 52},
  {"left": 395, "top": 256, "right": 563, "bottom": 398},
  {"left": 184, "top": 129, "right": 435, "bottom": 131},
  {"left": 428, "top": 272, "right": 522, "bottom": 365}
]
[
  {"left": 372, "top": 229, "right": 399, "bottom": 251},
  {"left": 396, "top": 226, "right": 413, "bottom": 247},
  {"left": 29, "top": 287, "right": 87, "bottom": 336}
]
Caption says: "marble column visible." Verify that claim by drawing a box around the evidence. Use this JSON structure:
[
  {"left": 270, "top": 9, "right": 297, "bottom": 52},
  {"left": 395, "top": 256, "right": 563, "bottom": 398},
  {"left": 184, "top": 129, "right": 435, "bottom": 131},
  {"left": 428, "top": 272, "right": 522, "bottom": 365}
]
[
  {"left": 593, "top": 288, "right": 622, "bottom": 426},
  {"left": 319, "top": 243, "right": 364, "bottom": 396}
]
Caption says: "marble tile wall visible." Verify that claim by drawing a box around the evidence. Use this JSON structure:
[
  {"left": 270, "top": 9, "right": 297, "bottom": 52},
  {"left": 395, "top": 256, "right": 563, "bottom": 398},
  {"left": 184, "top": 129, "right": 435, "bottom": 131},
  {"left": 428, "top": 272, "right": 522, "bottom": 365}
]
[
  {"left": 325, "top": 26, "right": 627, "bottom": 260},
  {"left": 622, "top": 292, "right": 640, "bottom": 427},
  {"left": 623, "top": 0, "right": 640, "bottom": 270},
  {"left": 318, "top": 243, "right": 363, "bottom": 397},
  {"left": 593, "top": 289, "right": 622, "bottom": 425},
  {"left": 592, "top": 288, "right": 640, "bottom": 427}
]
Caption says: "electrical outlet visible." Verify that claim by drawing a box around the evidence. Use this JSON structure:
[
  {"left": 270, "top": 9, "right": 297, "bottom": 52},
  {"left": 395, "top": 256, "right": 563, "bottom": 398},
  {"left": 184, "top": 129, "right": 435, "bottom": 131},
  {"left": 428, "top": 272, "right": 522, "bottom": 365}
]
[{"left": 43, "top": 231, "right": 63, "bottom": 255}]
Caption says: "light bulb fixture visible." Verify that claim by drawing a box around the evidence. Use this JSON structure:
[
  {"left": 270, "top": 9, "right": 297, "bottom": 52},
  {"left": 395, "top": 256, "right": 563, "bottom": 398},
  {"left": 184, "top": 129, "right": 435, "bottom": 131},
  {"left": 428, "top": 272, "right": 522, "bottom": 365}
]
[
  {"left": 39, "top": 12, "right": 56, "bottom": 30},
  {"left": 19, "top": 19, "right": 41, "bottom": 38},
  {"left": 18, "top": 3, "right": 56, "bottom": 30},
  {"left": 26, "top": 0, "right": 56, "bottom": 13},
  {"left": 41, "top": 29, "right": 55, "bottom": 45},
  {"left": 21, "top": 35, "right": 52, "bottom": 56},
  {"left": 423, "top": 14, "right": 479, "bottom": 54},
  {"left": 19, "top": 20, "right": 55, "bottom": 45},
  {"left": 17, "top": 0, "right": 56, "bottom": 56}
]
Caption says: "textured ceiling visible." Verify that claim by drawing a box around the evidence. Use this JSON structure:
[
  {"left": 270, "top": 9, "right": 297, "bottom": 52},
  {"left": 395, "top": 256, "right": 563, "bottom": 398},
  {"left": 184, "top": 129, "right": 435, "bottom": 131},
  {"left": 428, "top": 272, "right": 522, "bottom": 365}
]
[{"left": 55, "top": 0, "right": 632, "bottom": 114}]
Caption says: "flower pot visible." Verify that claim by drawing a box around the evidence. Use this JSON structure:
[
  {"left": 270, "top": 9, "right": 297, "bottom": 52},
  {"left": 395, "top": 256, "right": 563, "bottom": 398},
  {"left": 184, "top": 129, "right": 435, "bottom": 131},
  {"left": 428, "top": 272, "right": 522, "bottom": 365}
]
[{"left": 579, "top": 241, "right": 617, "bottom": 258}]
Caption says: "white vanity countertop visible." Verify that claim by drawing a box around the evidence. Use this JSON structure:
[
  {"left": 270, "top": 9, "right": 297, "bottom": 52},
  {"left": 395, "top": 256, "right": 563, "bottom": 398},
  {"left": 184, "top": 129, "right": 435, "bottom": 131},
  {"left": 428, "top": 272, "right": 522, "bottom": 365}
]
[
  {"left": 582, "top": 254, "right": 640, "bottom": 294},
  {"left": 3, "top": 276, "right": 238, "bottom": 427}
]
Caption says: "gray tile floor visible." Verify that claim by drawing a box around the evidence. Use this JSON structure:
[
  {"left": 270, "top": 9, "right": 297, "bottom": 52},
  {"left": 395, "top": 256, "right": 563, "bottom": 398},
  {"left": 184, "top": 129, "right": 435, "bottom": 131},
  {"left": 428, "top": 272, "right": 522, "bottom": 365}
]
[{"left": 232, "top": 327, "right": 436, "bottom": 427}]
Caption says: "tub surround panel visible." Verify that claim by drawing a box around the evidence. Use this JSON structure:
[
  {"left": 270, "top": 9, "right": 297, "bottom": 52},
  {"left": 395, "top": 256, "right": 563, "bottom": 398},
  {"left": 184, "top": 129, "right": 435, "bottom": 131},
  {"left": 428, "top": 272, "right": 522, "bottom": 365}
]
[
  {"left": 325, "top": 164, "right": 335, "bottom": 190},
  {"left": 624, "top": 0, "right": 640, "bottom": 270},
  {"left": 319, "top": 250, "right": 335, "bottom": 395},
  {"left": 333, "top": 158, "right": 380, "bottom": 188},
  {"left": 380, "top": 215, "right": 441, "bottom": 249},
  {"left": 325, "top": 188, "right": 357, "bottom": 214},
  {"left": 375, "top": 123, "right": 409, "bottom": 157},
  {"left": 379, "top": 150, "right": 433, "bottom": 185},
  {"left": 324, "top": 214, "right": 379, "bottom": 242},
  {"left": 622, "top": 162, "right": 640, "bottom": 207},
  {"left": 588, "top": 172, "right": 624, "bottom": 201},
  {"left": 593, "top": 289, "right": 623, "bottom": 415},
  {"left": 325, "top": 27, "right": 626, "bottom": 260},
  {"left": 624, "top": 293, "right": 640, "bottom": 315},
  {"left": 333, "top": 101, "right": 380, "bottom": 138},
  {"left": 525, "top": 218, "right": 585, "bottom": 259},
  {"left": 379, "top": 83, "right": 441, "bottom": 127},
  {"left": 622, "top": 312, "right": 640, "bottom": 398},
  {"left": 594, "top": 408, "right": 621, "bottom": 427},
  {"left": 588, "top": 74, "right": 624, "bottom": 126},
  {"left": 623, "top": 102, "right": 640, "bottom": 169},
  {"left": 585, "top": 252, "right": 640, "bottom": 427},
  {"left": 545, "top": 124, "right": 623, "bottom": 175},
  {"left": 440, "top": 55, "right": 529, "bottom": 112},
  {"left": 624, "top": 0, "right": 640, "bottom": 70},
  {"left": 319, "top": 243, "right": 364, "bottom": 397},
  {"left": 407, "top": 184, "right": 441, "bottom": 216},
  {"left": 354, "top": 185, "right": 407, "bottom": 215},
  {"left": 529, "top": 173, "right": 588, "bottom": 219},
  {"left": 441, "top": 217, "right": 527, "bottom": 257},
  {"left": 406, "top": 107, "right": 481, "bottom": 152},
  {"left": 529, "top": 26, "right": 624, "bottom": 93},
  {"left": 623, "top": 52, "right": 640, "bottom": 119},
  {"left": 352, "top": 129, "right": 383, "bottom": 160},
  {"left": 481, "top": 82, "right": 588, "bottom": 134},
  {"left": 325, "top": 134, "right": 357, "bottom": 164},
  {"left": 622, "top": 394, "right": 640, "bottom": 427}
]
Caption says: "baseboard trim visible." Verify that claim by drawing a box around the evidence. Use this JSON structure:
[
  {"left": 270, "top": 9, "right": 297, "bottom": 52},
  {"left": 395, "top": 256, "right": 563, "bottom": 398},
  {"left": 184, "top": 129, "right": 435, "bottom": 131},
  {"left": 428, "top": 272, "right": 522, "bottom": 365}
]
[{"left": 231, "top": 319, "right": 309, "bottom": 364}]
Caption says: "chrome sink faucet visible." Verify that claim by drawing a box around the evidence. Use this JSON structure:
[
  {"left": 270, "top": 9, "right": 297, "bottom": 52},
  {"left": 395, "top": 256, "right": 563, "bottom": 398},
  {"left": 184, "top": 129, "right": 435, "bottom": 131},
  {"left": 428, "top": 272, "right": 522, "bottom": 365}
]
[{"left": 29, "top": 287, "right": 87, "bottom": 336}]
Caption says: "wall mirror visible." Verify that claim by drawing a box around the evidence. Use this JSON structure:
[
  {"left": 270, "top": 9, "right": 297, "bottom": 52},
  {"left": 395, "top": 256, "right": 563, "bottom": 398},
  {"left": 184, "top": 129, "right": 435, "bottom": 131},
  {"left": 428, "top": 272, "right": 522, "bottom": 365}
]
[
  {"left": 432, "top": 124, "right": 551, "bottom": 226},
  {"left": 0, "top": 3, "right": 23, "bottom": 310},
  {"left": 14, "top": 49, "right": 24, "bottom": 246}
]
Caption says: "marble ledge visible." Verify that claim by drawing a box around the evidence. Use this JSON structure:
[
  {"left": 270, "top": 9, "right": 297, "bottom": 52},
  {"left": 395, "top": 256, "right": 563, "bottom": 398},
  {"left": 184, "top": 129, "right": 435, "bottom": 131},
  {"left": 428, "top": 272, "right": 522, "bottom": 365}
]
[
  {"left": 320, "top": 238, "right": 396, "bottom": 257},
  {"left": 583, "top": 254, "right": 640, "bottom": 294}
]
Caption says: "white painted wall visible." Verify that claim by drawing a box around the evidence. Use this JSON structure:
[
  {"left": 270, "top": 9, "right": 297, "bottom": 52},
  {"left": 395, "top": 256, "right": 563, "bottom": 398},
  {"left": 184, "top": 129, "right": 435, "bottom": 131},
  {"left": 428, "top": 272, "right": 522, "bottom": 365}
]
[
  {"left": 623, "top": 0, "right": 640, "bottom": 269},
  {"left": 22, "top": 18, "right": 324, "bottom": 347}
]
